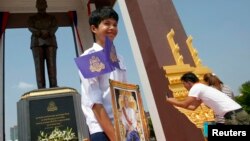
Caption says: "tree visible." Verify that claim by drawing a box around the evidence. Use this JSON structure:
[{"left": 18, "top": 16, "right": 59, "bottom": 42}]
[{"left": 235, "top": 81, "right": 250, "bottom": 114}]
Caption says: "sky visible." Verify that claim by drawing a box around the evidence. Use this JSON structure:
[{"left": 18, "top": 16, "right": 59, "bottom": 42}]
[
  {"left": 172, "top": 0, "right": 250, "bottom": 96},
  {"left": 3, "top": 0, "right": 250, "bottom": 140}
]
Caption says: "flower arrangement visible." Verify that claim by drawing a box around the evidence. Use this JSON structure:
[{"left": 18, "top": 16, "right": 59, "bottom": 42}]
[{"left": 38, "top": 127, "right": 77, "bottom": 141}]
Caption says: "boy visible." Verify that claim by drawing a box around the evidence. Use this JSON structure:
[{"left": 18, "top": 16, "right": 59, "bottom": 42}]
[
  {"left": 166, "top": 72, "right": 250, "bottom": 125},
  {"left": 79, "top": 7, "right": 127, "bottom": 141}
]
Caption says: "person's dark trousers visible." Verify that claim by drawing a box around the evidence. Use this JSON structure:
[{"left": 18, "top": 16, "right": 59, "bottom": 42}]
[
  {"left": 90, "top": 132, "right": 109, "bottom": 141},
  {"left": 215, "top": 123, "right": 225, "bottom": 125}
]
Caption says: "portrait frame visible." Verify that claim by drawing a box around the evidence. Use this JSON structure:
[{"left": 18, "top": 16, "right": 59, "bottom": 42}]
[{"left": 109, "top": 79, "right": 149, "bottom": 141}]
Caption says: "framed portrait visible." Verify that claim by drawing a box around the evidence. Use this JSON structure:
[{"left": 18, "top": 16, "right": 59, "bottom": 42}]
[{"left": 109, "top": 79, "right": 149, "bottom": 141}]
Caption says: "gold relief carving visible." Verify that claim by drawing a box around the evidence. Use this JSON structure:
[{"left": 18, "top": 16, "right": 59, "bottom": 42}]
[
  {"left": 166, "top": 29, "right": 184, "bottom": 65},
  {"left": 175, "top": 103, "right": 215, "bottom": 128},
  {"left": 163, "top": 65, "right": 194, "bottom": 100},
  {"left": 186, "top": 36, "right": 202, "bottom": 67},
  {"left": 163, "top": 29, "right": 215, "bottom": 130},
  {"left": 169, "top": 77, "right": 180, "bottom": 84},
  {"left": 185, "top": 36, "right": 212, "bottom": 75},
  {"left": 163, "top": 64, "right": 193, "bottom": 75},
  {"left": 171, "top": 89, "right": 188, "bottom": 100},
  {"left": 47, "top": 101, "right": 58, "bottom": 112}
]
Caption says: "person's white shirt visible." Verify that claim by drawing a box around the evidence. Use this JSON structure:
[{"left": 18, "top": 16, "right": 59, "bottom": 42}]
[
  {"left": 79, "top": 43, "right": 127, "bottom": 134},
  {"left": 189, "top": 83, "right": 241, "bottom": 117}
]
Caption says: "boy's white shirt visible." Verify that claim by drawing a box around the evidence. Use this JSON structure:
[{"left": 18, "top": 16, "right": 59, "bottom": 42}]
[{"left": 79, "top": 43, "right": 127, "bottom": 134}]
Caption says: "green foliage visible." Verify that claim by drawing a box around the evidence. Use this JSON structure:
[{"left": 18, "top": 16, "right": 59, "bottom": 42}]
[{"left": 235, "top": 81, "right": 250, "bottom": 113}]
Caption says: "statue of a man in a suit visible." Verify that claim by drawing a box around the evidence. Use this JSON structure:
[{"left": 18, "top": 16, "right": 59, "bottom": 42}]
[{"left": 28, "top": 0, "right": 58, "bottom": 89}]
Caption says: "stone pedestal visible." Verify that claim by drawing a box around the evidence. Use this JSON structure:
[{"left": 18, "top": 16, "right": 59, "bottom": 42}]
[{"left": 17, "top": 87, "right": 89, "bottom": 141}]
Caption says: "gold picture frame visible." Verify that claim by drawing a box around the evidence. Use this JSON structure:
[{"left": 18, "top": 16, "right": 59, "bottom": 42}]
[{"left": 109, "top": 79, "right": 149, "bottom": 141}]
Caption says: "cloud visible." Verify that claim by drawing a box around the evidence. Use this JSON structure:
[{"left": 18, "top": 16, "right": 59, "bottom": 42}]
[{"left": 17, "top": 81, "right": 35, "bottom": 89}]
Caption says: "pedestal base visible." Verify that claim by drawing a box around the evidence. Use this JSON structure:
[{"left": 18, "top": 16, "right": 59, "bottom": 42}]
[{"left": 17, "top": 87, "right": 89, "bottom": 141}]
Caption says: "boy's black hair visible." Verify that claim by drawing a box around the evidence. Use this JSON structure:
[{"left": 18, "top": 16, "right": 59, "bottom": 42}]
[
  {"left": 181, "top": 72, "right": 199, "bottom": 83},
  {"left": 89, "top": 6, "right": 119, "bottom": 27}
]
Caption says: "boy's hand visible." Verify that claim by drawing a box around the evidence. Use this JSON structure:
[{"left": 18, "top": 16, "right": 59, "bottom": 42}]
[{"left": 92, "top": 104, "right": 116, "bottom": 141}]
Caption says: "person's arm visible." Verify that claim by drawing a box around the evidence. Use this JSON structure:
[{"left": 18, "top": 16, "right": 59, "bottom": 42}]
[
  {"left": 166, "top": 96, "right": 201, "bottom": 110},
  {"left": 92, "top": 104, "right": 115, "bottom": 141},
  {"left": 187, "top": 99, "right": 202, "bottom": 110}
]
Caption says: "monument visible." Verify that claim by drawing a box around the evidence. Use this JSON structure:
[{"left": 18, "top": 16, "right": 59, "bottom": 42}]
[
  {"left": 17, "top": 0, "right": 89, "bottom": 141},
  {"left": 0, "top": 0, "right": 214, "bottom": 141},
  {"left": 17, "top": 87, "right": 89, "bottom": 141}
]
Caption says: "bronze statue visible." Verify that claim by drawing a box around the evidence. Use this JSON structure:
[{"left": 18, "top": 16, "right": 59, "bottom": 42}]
[{"left": 28, "top": 0, "right": 58, "bottom": 89}]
